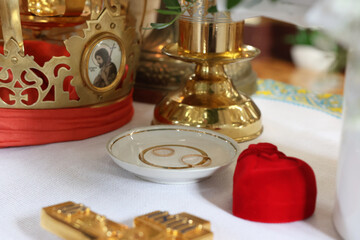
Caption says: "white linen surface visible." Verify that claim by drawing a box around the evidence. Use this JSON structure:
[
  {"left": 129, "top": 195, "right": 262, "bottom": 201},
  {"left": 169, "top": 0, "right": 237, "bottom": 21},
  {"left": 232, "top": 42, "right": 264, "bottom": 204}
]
[{"left": 0, "top": 97, "right": 342, "bottom": 240}]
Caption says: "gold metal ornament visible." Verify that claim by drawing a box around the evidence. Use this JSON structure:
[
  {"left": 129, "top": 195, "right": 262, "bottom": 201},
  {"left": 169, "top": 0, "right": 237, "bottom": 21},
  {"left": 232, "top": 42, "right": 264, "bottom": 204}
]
[
  {"left": 133, "top": 0, "right": 258, "bottom": 104},
  {"left": 0, "top": 0, "right": 139, "bottom": 109},
  {"left": 41, "top": 201, "right": 213, "bottom": 240},
  {"left": 152, "top": 0, "right": 262, "bottom": 142}
]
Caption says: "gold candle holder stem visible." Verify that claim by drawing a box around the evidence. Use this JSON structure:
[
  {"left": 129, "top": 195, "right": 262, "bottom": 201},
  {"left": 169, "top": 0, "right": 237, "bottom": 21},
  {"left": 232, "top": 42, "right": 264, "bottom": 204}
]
[
  {"left": 194, "top": 63, "right": 228, "bottom": 81},
  {"left": 153, "top": 43, "right": 263, "bottom": 141},
  {"left": 182, "top": 63, "right": 239, "bottom": 107}
]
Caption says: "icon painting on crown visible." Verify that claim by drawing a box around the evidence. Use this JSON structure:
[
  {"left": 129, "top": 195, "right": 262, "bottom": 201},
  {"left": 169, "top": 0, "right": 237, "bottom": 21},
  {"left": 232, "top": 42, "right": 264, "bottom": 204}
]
[{"left": 84, "top": 36, "right": 126, "bottom": 91}]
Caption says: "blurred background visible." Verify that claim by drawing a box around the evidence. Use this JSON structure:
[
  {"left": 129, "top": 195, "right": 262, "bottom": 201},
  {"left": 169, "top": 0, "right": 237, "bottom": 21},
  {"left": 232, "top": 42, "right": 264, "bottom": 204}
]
[{"left": 243, "top": 17, "right": 346, "bottom": 95}]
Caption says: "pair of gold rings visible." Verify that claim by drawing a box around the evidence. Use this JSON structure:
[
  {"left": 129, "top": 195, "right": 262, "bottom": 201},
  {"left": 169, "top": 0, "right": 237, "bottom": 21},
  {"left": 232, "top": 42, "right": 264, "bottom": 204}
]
[{"left": 151, "top": 147, "right": 211, "bottom": 168}]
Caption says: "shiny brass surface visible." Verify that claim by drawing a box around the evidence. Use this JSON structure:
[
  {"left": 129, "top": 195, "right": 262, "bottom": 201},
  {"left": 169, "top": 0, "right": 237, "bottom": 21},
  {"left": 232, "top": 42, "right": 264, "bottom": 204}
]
[
  {"left": 134, "top": 211, "right": 212, "bottom": 240},
  {"left": 163, "top": 43, "right": 260, "bottom": 63},
  {"left": 134, "top": 0, "right": 257, "bottom": 103},
  {"left": 153, "top": 0, "right": 262, "bottom": 142},
  {"left": 178, "top": 19, "right": 244, "bottom": 54},
  {"left": 19, "top": 0, "right": 130, "bottom": 29},
  {"left": 153, "top": 63, "right": 262, "bottom": 142},
  {"left": 178, "top": 0, "right": 242, "bottom": 54},
  {"left": 41, "top": 201, "right": 129, "bottom": 240},
  {"left": 134, "top": 50, "right": 258, "bottom": 103},
  {"left": 19, "top": 0, "right": 90, "bottom": 29},
  {"left": 41, "top": 201, "right": 213, "bottom": 240},
  {"left": 26, "top": 0, "right": 86, "bottom": 17},
  {"left": 226, "top": 61, "right": 258, "bottom": 96},
  {"left": 0, "top": 0, "right": 24, "bottom": 55}
]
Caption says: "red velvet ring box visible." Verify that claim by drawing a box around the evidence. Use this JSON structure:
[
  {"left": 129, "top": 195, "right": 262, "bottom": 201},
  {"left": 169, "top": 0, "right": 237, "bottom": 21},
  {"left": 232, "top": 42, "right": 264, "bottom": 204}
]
[{"left": 233, "top": 143, "right": 317, "bottom": 223}]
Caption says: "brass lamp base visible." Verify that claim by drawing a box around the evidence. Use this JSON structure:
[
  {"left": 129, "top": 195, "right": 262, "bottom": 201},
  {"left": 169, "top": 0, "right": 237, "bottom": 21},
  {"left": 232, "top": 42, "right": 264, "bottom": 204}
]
[{"left": 152, "top": 43, "right": 262, "bottom": 142}]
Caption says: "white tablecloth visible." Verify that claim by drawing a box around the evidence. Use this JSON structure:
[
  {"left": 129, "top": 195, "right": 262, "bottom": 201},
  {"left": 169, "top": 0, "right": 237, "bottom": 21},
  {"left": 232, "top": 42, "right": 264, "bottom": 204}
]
[{"left": 0, "top": 96, "right": 342, "bottom": 239}]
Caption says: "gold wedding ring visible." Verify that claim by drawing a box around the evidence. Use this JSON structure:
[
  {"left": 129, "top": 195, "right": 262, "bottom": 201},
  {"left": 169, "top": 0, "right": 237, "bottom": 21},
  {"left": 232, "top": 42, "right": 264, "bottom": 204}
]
[
  {"left": 180, "top": 154, "right": 212, "bottom": 168},
  {"left": 152, "top": 147, "right": 175, "bottom": 157}
]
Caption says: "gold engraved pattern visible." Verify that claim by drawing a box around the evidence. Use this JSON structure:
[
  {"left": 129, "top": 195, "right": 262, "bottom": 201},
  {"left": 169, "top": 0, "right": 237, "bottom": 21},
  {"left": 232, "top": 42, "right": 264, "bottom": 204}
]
[
  {"left": 41, "top": 201, "right": 213, "bottom": 240},
  {"left": 134, "top": 210, "right": 213, "bottom": 239},
  {"left": 41, "top": 201, "right": 129, "bottom": 239}
]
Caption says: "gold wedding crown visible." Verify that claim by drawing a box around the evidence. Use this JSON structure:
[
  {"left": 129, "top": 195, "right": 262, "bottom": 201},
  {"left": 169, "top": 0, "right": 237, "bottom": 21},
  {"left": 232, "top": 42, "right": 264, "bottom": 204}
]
[{"left": 0, "top": 0, "right": 139, "bottom": 109}]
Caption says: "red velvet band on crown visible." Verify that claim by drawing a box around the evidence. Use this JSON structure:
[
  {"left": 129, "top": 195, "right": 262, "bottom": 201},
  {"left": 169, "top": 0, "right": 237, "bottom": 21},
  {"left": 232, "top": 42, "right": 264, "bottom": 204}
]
[
  {"left": 233, "top": 143, "right": 317, "bottom": 223},
  {"left": 0, "top": 93, "right": 134, "bottom": 148}
]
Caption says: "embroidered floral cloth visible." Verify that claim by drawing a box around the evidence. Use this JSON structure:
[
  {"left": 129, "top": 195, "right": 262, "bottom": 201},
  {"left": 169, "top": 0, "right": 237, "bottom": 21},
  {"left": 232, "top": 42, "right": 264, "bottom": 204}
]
[{"left": 256, "top": 79, "right": 342, "bottom": 118}]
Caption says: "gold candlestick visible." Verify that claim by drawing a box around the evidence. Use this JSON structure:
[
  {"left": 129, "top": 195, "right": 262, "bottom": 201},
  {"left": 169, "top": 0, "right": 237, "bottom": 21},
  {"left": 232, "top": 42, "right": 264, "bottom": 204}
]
[{"left": 152, "top": 0, "right": 262, "bottom": 142}]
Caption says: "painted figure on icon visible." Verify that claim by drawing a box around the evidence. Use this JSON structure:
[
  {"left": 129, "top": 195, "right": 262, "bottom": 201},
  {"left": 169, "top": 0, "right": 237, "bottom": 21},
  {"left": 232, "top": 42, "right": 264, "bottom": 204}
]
[
  {"left": 93, "top": 48, "right": 118, "bottom": 87},
  {"left": 88, "top": 39, "right": 122, "bottom": 88}
]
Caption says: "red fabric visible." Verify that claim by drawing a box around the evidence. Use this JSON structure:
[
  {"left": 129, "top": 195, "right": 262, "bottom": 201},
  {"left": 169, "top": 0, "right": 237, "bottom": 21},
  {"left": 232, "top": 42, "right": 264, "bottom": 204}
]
[
  {"left": 0, "top": 92, "right": 134, "bottom": 148},
  {"left": 233, "top": 143, "right": 317, "bottom": 223},
  {"left": 0, "top": 40, "right": 70, "bottom": 66}
]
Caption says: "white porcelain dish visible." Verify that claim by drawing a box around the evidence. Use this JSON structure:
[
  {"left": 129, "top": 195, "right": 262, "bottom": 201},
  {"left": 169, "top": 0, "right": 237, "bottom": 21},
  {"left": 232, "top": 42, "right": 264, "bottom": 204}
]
[{"left": 107, "top": 125, "right": 240, "bottom": 184}]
